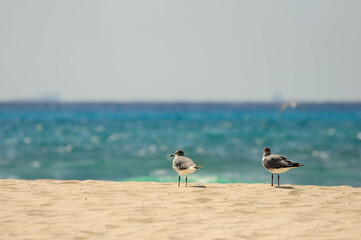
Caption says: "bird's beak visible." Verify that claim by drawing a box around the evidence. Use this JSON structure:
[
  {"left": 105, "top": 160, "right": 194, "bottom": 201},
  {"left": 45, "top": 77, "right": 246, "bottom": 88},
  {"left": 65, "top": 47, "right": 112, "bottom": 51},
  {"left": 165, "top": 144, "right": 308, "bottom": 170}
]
[{"left": 170, "top": 154, "right": 175, "bottom": 157}]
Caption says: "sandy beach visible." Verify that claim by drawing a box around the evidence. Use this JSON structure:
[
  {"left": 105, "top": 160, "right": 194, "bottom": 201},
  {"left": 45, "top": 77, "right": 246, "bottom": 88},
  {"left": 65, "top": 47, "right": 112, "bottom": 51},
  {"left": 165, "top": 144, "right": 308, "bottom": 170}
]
[{"left": 0, "top": 180, "right": 360, "bottom": 239}]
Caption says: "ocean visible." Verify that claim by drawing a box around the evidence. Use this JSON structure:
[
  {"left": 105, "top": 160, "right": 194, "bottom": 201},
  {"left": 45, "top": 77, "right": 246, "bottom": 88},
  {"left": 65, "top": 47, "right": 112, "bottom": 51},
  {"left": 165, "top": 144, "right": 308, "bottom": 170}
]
[{"left": 0, "top": 102, "right": 360, "bottom": 186}]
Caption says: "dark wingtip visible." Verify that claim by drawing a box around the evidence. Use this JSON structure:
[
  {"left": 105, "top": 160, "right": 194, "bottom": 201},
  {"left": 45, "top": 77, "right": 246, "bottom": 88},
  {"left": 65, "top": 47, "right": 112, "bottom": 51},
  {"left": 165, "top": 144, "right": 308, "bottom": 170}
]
[{"left": 293, "top": 163, "right": 304, "bottom": 167}]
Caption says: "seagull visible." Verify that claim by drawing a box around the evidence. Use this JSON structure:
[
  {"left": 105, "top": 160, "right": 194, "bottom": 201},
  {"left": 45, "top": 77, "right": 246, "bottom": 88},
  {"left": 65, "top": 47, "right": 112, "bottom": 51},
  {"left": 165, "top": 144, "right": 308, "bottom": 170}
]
[
  {"left": 170, "top": 150, "right": 202, "bottom": 187},
  {"left": 262, "top": 147, "right": 304, "bottom": 186},
  {"left": 279, "top": 101, "right": 298, "bottom": 113}
]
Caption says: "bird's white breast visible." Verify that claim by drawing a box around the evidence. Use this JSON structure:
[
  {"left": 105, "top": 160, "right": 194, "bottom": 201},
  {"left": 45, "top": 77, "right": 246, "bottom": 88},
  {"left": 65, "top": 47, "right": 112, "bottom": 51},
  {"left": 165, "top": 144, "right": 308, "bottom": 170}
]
[
  {"left": 174, "top": 167, "right": 197, "bottom": 176},
  {"left": 267, "top": 167, "right": 293, "bottom": 174}
]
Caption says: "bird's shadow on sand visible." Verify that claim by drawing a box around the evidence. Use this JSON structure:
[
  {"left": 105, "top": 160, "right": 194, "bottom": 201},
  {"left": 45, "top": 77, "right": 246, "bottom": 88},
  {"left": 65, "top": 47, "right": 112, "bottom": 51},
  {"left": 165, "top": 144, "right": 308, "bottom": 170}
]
[
  {"left": 189, "top": 185, "right": 207, "bottom": 189},
  {"left": 274, "top": 186, "right": 295, "bottom": 189}
]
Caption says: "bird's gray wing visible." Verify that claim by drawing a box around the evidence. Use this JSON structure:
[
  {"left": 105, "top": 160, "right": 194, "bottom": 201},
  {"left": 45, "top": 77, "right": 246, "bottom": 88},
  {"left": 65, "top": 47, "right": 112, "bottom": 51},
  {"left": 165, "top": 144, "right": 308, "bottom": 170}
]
[
  {"left": 173, "top": 157, "right": 196, "bottom": 170},
  {"left": 263, "top": 154, "right": 294, "bottom": 169},
  {"left": 277, "top": 155, "right": 295, "bottom": 165}
]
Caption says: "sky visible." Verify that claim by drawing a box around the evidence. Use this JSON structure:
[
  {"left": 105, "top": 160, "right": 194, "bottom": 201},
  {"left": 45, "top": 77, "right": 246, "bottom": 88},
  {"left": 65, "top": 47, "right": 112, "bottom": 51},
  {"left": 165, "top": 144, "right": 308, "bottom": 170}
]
[{"left": 0, "top": 0, "right": 360, "bottom": 102}]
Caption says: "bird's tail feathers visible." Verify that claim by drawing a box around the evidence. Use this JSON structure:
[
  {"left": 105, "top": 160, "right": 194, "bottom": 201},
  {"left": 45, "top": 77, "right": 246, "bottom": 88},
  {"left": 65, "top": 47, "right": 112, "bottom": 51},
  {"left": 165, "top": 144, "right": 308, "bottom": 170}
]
[
  {"left": 194, "top": 166, "right": 203, "bottom": 169},
  {"left": 292, "top": 163, "right": 304, "bottom": 167}
]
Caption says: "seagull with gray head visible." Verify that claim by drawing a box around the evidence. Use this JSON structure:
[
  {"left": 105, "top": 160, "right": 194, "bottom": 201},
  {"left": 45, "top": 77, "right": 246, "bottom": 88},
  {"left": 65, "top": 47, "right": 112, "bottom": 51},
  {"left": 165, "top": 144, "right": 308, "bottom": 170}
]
[
  {"left": 170, "top": 150, "right": 202, "bottom": 187},
  {"left": 262, "top": 147, "right": 304, "bottom": 186}
]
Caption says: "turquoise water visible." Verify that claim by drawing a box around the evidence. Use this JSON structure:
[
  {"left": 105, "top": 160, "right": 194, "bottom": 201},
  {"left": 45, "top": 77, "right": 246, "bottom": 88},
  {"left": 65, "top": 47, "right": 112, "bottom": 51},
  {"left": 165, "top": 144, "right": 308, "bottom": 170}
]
[{"left": 0, "top": 102, "right": 360, "bottom": 186}]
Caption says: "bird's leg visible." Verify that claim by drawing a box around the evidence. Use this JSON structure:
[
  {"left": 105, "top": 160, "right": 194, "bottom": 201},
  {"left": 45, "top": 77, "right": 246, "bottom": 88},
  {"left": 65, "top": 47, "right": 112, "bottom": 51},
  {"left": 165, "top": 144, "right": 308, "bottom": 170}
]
[
  {"left": 178, "top": 175, "right": 180, "bottom": 187},
  {"left": 185, "top": 176, "right": 188, "bottom": 187},
  {"left": 278, "top": 174, "right": 280, "bottom": 187},
  {"left": 271, "top": 174, "right": 273, "bottom": 186}
]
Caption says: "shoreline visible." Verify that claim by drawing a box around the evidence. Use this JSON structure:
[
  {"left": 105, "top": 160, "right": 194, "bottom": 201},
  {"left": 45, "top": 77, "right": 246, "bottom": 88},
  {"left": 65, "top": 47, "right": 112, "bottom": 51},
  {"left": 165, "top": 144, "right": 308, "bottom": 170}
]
[{"left": 1, "top": 180, "right": 360, "bottom": 239}]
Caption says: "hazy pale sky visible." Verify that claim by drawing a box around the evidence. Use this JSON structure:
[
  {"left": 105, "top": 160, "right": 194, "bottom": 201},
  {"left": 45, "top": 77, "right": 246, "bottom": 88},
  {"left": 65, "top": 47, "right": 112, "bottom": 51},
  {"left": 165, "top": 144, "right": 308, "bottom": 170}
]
[{"left": 1, "top": 0, "right": 360, "bottom": 102}]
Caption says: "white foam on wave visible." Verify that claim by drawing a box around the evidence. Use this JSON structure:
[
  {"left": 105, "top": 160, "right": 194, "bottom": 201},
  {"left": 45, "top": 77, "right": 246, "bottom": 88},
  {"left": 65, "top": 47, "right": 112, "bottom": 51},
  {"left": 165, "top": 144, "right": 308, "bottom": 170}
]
[{"left": 357, "top": 132, "right": 361, "bottom": 140}]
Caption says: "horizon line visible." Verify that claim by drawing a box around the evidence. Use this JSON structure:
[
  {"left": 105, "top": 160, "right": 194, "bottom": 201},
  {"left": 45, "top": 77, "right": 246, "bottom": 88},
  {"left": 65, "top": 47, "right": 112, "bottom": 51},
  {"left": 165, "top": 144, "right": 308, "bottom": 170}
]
[{"left": 1, "top": 100, "right": 361, "bottom": 104}]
